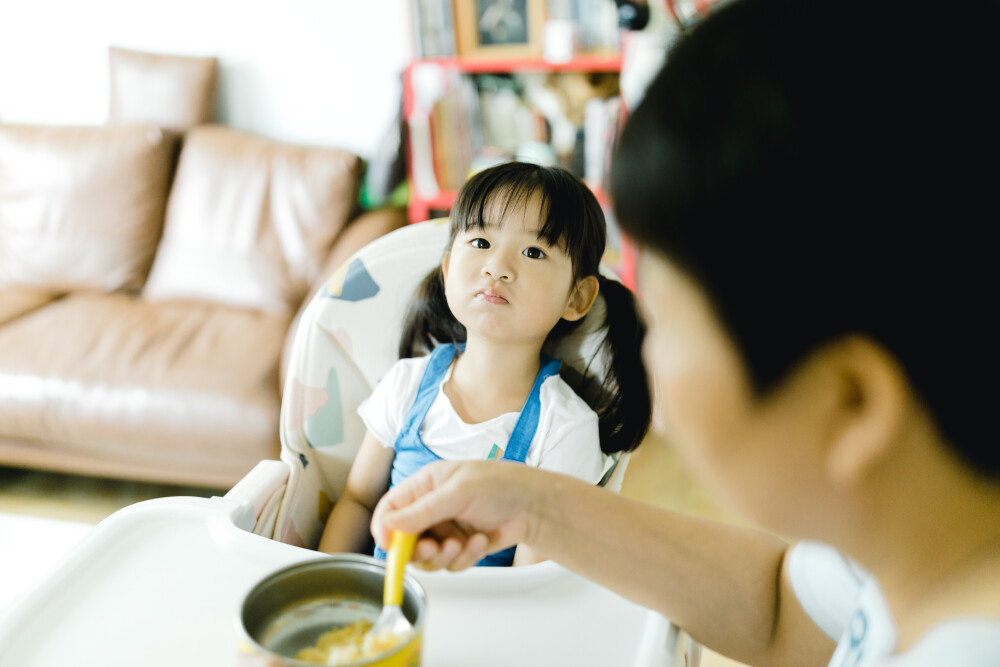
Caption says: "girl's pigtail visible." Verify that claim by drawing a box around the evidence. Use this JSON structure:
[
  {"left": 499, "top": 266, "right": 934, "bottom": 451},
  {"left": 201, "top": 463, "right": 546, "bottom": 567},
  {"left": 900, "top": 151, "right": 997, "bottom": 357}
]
[
  {"left": 594, "top": 276, "right": 651, "bottom": 455},
  {"left": 398, "top": 266, "right": 466, "bottom": 359}
]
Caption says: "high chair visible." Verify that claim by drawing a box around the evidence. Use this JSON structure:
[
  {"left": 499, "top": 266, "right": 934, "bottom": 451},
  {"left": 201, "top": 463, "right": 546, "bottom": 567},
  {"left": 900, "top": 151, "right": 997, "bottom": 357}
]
[
  {"left": 0, "top": 220, "right": 701, "bottom": 667},
  {"left": 227, "top": 218, "right": 636, "bottom": 550}
]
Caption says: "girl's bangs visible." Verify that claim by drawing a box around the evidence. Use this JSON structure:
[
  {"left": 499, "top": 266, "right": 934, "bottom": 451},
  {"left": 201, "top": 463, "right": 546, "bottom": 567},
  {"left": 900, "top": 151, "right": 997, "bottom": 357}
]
[
  {"left": 448, "top": 162, "right": 604, "bottom": 277},
  {"left": 452, "top": 167, "right": 568, "bottom": 249}
]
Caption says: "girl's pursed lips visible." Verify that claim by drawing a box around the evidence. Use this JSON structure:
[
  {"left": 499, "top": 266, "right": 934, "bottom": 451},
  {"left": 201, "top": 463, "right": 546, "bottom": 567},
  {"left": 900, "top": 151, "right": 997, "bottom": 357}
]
[{"left": 475, "top": 288, "right": 509, "bottom": 304}]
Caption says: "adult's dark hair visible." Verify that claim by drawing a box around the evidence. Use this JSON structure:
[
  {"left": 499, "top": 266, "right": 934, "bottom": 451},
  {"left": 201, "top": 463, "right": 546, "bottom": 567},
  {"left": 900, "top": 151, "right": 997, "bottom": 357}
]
[
  {"left": 611, "top": 0, "right": 999, "bottom": 475},
  {"left": 400, "top": 161, "right": 651, "bottom": 455}
]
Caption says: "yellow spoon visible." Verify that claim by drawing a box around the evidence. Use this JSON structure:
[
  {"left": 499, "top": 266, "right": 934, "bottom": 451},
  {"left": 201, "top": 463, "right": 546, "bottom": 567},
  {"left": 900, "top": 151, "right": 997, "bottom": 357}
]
[{"left": 366, "top": 531, "right": 417, "bottom": 649}]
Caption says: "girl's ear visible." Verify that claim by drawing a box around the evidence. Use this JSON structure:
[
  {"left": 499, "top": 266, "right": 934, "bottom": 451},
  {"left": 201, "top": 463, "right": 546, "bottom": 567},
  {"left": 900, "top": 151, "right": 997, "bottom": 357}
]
[
  {"left": 823, "top": 335, "right": 908, "bottom": 485},
  {"left": 441, "top": 251, "right": 450, "bottom": 279},
  {"left": 562, "top": 275, "right": 600, "bottom": 322}
]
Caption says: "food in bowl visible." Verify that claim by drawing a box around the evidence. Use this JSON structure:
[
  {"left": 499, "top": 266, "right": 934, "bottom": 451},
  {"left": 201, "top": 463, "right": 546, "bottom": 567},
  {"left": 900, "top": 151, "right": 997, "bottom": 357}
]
[
  {"left": 238, "top": 556, "right": 425, "bottom": 667},
  {"left": 293, "top": 619, "right": 409, "bottom": 664}
]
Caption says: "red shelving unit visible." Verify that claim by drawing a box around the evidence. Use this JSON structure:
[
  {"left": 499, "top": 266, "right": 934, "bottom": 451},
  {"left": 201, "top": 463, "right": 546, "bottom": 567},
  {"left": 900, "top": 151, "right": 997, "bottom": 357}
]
[
  {"left": 401, "top": 29, "right": 634, "bottom": 286},
  {"left": 415, "top": 54, "right": 623, "bottom": 74},
  {"left": 402, "top": 54, "right": 622, "bottom": 224}
]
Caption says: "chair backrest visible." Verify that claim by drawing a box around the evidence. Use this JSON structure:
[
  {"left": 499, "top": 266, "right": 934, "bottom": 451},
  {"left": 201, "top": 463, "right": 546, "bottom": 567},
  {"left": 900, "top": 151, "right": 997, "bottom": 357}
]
[{"left": 272, "top": 219, "right": 627, "bottom": 549}]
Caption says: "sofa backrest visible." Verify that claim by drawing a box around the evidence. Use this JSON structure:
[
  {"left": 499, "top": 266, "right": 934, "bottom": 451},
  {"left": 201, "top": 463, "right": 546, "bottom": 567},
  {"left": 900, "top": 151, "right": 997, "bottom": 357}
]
[
  {"left": 108, "top": 46, "right": 218, "bottom": 133},
  {"left": 142, "top": 125, "right": 363, "bottom": 317},
  {"left": 0, "top": 123, "right": 179, "bottom": 294}
]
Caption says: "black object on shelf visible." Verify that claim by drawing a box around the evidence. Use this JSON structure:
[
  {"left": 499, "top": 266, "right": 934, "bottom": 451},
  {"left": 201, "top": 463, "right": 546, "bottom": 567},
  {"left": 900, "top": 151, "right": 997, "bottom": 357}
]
[{"left": 615, "top": 0, "right": 651, "bottom": 30}]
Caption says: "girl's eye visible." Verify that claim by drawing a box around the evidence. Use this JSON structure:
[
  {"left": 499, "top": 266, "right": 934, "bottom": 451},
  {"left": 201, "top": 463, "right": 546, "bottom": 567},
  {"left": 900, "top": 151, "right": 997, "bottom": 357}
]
[
  {"left": 470, "top": 238, "right": 490, "bottom": 249},
  {"left": 523, "top": 246, "right": 547, "bottom": 259}
]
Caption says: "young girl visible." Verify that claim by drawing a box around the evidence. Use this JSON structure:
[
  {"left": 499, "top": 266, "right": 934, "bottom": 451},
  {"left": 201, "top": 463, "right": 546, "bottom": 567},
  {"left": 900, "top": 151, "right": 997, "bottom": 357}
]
[{"left": 317, "top": 161, "right": 650, "bottom": 566}]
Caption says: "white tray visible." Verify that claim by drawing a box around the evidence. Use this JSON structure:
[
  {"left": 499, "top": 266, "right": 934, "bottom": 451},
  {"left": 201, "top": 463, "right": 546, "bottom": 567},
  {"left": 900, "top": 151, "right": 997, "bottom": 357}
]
[{"left": 0, "top": 496, "right": 694, "bottom": 666}]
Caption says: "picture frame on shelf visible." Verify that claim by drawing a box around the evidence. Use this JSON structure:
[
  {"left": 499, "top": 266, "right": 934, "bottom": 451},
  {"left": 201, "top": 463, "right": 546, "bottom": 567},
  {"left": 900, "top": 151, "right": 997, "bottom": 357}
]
[{"left": 454, "top": 0, "right": 546, "bottom": 60}]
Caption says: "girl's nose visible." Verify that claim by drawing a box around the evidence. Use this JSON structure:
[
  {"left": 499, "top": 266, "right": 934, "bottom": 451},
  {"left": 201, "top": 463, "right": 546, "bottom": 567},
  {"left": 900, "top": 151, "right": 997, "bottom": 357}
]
[{"left": 483, "top": 255, "right": 513, "bottom": 282}]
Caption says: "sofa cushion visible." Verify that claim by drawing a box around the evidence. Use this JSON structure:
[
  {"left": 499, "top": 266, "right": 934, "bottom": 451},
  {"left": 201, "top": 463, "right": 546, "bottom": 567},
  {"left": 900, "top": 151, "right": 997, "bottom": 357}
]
[
  {"left": 0, "top": 291, "right": 286, "bottom": 479},
  {"left": 0, "top": 124, "right": 178, "bottom": 293},
  {"left": 142, "top": 125, "right": 363, "bottom": 316},
  {"left": 108, "top": 46, "right": 218, "bottom": 132},
  {"left": 0, "top": 288, "right": 58, "bottom": 326}
]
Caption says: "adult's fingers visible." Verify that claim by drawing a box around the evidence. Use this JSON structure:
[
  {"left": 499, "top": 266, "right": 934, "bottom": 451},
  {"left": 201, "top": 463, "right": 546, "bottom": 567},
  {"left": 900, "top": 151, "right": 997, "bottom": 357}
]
[
  {"left": 371, "top": 460, "right": 536, "bottom": 566},
  {"left": 445, "top": 532, "right": 490, "bottom": 571},
  {"left": 412, "top": 535, "right": 463, "bottom": 570},
  {"left": 371, "top": 461, "right": 468, "bottom": 546}
]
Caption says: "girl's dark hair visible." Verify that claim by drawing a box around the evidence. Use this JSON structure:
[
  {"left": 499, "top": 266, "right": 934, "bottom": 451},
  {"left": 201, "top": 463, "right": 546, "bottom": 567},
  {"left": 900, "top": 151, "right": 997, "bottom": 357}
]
[
  {"left": 400, "top": 161, "right": 650, "bottom": 454},
  {"left": 611, "top": 0, "right": 999, "bottom": 476}
]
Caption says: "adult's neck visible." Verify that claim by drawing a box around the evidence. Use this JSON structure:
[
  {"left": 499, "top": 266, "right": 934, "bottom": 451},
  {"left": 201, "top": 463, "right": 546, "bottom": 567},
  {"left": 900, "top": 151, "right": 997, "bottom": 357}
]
[{"left": 840, "top": 439, "right": 1000, "bottom": 652}]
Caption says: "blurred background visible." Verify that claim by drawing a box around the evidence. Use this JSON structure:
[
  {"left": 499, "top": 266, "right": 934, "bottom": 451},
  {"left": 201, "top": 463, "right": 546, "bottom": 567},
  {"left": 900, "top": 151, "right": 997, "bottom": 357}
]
[{"left": 0, "top": 0, "right": 410, "bottom": 160}]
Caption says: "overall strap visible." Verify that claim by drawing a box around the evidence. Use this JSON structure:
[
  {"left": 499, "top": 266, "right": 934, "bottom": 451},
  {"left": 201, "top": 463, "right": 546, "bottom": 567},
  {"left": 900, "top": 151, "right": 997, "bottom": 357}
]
[
  {"left": 480, "top": 354, "right": 561, "bottom": 567},
  {"left": 376, "top": 344, "right": 458, "bottom": 561},
  {"left": 388, "top": 343, "right": 456, "bottom": 489},
  {"left": 501, "top": 355, "right": 562, "bottom": 463},
  {"left": 398, "top": 343, "right": 458, "bottom": 436}
]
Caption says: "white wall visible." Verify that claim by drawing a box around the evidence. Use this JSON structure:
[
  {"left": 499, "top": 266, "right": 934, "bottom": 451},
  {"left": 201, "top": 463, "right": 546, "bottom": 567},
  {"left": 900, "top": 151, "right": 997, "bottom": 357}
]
[{"left": 0, "top": 0, "right": 411, "bottom": 160}]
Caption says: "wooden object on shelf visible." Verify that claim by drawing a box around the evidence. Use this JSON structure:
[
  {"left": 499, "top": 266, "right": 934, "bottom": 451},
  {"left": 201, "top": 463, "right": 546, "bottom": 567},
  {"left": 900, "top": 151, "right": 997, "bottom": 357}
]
[{"left": 454, "top": 1, "right": 547, "bottom": 60}]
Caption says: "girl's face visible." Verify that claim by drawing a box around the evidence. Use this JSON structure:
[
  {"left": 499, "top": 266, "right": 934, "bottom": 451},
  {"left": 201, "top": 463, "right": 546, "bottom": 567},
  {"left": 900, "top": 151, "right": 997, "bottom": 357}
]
[
  {"left": 442, "top": 192, "right": 592, "bottom": 348},
  {"left": 637, "top": 250, "right": 833, "bottom": 534}
]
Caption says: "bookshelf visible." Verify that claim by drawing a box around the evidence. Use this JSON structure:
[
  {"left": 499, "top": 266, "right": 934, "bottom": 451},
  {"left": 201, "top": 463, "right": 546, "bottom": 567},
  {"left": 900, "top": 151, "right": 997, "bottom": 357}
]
[
  {"left": 412, "top": 54, "right": 623, "bottom": 74},
  {"left": 403, "top": 1, "right": 635, "bottom": 284},
  {"left": 402, "top": 55, "right": 622, "bottom": 220}
]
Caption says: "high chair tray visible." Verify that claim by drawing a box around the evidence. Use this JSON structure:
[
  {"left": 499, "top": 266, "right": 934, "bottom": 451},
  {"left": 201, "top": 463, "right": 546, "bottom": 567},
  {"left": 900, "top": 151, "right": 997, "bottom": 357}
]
[{"left": 0, "top": 496, "right": 691, "bottom": 666}]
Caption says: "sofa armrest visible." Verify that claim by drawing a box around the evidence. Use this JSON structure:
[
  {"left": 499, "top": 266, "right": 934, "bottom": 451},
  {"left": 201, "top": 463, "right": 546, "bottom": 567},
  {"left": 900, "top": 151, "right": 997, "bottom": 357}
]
[
  {"left": 319, "top": 207, "right": 410, "bottom": 286},
  {"left": 0, "top": 288, "right": 59, "bottom": 326},
  {"left": 279, "top": 207, "right": 408, "bottom": 388}
]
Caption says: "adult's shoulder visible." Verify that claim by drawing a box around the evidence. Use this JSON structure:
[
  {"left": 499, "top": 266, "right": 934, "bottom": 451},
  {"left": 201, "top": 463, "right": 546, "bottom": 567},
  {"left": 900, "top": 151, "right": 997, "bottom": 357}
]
[{"left": 787, "top": 541, "right": 870, "bottom": 642}]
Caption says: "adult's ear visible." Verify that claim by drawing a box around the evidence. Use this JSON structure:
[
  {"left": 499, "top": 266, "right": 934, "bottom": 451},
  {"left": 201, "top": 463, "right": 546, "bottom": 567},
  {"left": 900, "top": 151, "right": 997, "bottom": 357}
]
[
  {"left": 824, "top": 335, "right": 909, "bottom": 485},
  {"left": 562, "top": 275, "right": 600, "bottom": 322}
]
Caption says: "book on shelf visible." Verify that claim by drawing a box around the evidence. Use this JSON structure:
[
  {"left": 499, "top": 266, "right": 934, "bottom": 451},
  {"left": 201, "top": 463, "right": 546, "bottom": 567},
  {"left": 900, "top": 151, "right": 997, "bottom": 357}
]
[
  {"left": 409, "top": 111, "right": 439, "bottom": 198},
  {"left": 407, "top": 66, "right": 622, "bottom": 208},
  {"left": 412, "top": 0, "right": 455, "bottom": 58},
  {"left": 428, "top": 75, "right": 480, "bottom": 191},
  {"left": 584, "top": 94, "right": 621, "bottom": 192}
]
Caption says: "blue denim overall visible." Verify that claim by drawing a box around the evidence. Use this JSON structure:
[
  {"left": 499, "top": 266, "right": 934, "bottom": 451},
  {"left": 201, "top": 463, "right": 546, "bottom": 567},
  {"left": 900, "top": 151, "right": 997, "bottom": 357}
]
[{"left": 375, "top": 343, "right": 561, "bottom": 567}]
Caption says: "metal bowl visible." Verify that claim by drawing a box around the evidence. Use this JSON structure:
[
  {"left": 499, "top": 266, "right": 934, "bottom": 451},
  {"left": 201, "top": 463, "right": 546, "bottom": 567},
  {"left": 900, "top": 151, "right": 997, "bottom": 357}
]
[{"left": 238, "top": 555, "right": 426, "bottom": 666}]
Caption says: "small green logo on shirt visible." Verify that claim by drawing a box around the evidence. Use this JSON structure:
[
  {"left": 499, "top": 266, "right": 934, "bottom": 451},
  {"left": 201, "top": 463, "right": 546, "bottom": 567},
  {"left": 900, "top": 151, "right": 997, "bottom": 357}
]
[{"left": 487, "top": 444, "right": 503, "bottom": 460}]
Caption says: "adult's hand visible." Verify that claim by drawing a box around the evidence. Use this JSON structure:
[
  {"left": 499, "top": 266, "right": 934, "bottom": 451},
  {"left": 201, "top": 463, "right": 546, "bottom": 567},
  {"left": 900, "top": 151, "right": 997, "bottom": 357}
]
[{"left": 371, "top": 460, "right": 540, "bottom": 571}]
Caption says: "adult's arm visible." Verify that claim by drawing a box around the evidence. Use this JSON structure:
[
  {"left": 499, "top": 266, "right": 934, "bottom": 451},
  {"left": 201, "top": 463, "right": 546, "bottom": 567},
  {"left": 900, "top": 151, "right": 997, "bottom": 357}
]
[{"left": 371, "top": 460, "right": 835, "bottom": 666}]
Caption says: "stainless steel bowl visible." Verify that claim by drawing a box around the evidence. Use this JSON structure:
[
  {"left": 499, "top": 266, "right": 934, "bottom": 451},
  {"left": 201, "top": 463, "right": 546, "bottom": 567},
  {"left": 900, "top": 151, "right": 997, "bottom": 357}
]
[{"left": 238, "top": 555, "right": 426, "bottom": 666}]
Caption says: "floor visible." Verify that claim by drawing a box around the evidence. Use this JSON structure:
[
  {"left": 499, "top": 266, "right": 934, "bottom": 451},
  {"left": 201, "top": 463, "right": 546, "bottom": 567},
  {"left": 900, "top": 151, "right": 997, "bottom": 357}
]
[
  {"left": 0, "top": 465, "right": 225, "bottom": 524},
  {"left": 0, "top": 431, "right": 750, "bottom": 667},
  {"left": 0, "top": 466, "right": 230, "bottom": 619}
]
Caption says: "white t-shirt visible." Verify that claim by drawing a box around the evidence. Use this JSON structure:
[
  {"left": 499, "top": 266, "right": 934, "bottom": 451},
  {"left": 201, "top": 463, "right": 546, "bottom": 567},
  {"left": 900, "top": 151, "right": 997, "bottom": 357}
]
[
  {"left": 358, "top": 355, "right": 612, "bottom": 485},
  {"left": 789, "top": 540, "right": 1000, "bottom": 666}
]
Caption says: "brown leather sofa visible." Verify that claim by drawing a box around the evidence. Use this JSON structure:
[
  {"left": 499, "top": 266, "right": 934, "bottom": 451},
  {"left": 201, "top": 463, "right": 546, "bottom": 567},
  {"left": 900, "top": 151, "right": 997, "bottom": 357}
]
[{"left": 0, "top": 122, "right": 407, "bottom": 488}]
